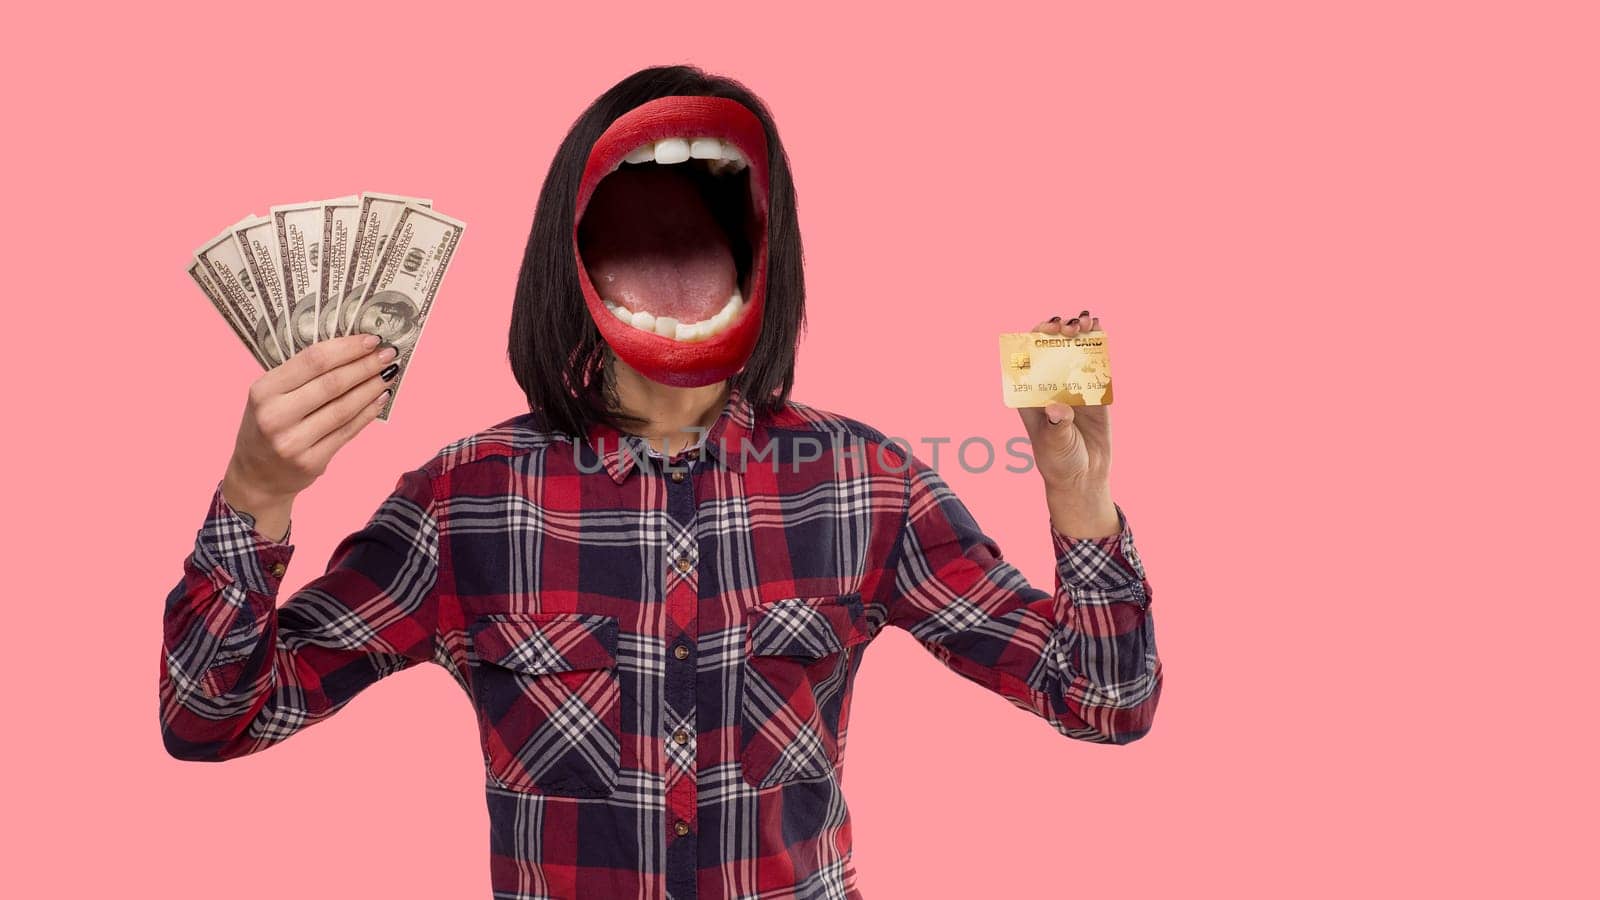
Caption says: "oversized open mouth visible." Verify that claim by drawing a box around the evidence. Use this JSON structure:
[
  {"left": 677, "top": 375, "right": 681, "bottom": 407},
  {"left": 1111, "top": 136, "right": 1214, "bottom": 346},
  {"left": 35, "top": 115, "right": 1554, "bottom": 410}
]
[{"left": 574, "top": 96, "right": 770, "bottom": 386}]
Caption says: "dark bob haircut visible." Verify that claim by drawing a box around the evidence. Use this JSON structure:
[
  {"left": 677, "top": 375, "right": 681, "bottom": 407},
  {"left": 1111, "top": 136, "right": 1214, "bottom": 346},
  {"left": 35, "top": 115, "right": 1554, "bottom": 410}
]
[{"left": 508, "top": 65, "right": 805, "bottom": 437}]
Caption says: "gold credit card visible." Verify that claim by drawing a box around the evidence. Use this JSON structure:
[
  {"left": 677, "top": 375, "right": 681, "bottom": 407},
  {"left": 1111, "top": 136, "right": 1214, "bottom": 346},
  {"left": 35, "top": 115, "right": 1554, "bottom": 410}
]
[{"left": 998, "top": 330, "right": 1114, "bottom": 407}]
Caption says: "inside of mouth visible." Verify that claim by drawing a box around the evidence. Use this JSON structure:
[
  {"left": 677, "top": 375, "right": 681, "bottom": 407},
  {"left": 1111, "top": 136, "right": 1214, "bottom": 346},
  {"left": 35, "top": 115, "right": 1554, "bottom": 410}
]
[{"left": 578, "top": 152, "right": 755, "bottom": 341}]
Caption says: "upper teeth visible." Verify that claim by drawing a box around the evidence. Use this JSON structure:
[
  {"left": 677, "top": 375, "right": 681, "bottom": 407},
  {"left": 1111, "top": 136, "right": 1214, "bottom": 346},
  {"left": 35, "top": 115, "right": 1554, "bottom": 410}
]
[
  {"left": 604, "top": 290, "right": 746, "bottom": 342},
  {"left": 621, "top": 136, "right": 748, "bottom": 173}
]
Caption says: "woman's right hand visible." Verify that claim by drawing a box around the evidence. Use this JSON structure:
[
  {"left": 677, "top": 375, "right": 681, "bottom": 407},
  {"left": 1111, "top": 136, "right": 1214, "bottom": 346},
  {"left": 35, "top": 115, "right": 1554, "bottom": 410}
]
[{"left": 220, "top": 333, "right": 399, "bottom": 540}]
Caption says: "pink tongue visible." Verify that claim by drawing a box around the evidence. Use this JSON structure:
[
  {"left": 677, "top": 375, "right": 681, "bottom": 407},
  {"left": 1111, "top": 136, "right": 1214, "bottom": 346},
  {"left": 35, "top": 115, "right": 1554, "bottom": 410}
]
[{"left": 579, "top": 166, "right": 736, "bottom": 323}]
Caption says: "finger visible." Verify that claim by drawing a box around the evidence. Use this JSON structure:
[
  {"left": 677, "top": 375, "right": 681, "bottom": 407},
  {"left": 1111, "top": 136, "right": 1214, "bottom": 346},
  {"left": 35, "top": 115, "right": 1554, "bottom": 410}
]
[
  {"left": 305, "top": 387, "right": 390, "bottom": 463},
  {"left": 1017, "top": 405, "right": 1049, "bottom": 435},
  {"left": 1063, "top": 316, "right": 1081, "bottom": 336},
  {"left": 285, "top": 367, "right": 394, "bottom": 449},
  {"left": 1017, "top": 400, "right": 1075, "bottom": 436},
  {"left": 1019, "top": 401, "right": 1084, "bottom": 456},
  {"left": 1032, "top": 316, "right": 1065, "bottom": 334},
  {"left": 281, "top": 342, "right": 398, "bottom": 421},
  {"left": 261, "top": 333, "right": 383, "bottom": 394},
  {"left": 1089, "top": 315, "right": 1100, "bottom": 332}
]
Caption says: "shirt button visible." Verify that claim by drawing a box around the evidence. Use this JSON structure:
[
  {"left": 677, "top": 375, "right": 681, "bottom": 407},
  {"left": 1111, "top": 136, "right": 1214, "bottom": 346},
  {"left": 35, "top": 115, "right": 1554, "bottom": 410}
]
[
  {"left": 669, "top": 470, "right": 686, "bottom": 483},
  {"left": 269, "top": 562, "right": 287, "bottom": 578},
  {"left": 673, "top": 643, "right": 690, "bottom": 660},
  {"left": 672, "top": 728, "right": 689, "bottom": 745},
  {"left": 674, "top": 820, "right": 690, "bottom": 836},
  {"left": 674, "top": 555, "right": 692, "bottom": 573}
]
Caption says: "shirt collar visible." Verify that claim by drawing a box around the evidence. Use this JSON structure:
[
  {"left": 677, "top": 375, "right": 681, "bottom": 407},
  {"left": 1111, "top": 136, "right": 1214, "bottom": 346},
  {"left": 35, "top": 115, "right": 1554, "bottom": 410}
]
[{"left": 582, "top": 384, "right": 755, "bottom": 484}]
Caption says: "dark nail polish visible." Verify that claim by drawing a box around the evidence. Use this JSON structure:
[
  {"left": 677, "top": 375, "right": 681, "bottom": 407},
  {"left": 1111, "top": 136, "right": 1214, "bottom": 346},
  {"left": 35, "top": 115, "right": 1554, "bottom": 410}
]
[
  {"left": 377, "top": 341, "right": 396, "bottom": 355},
  {"left": 1067, "top": 317, "right": 1080, "bottom": 325},
  {"left": 1078, "top": 309, "right": 1090, "bottom": 317},
  {"left": 380, "top": 363, "right": 399, "bottom": 381},
  {"left": 1049, "top": 316, "right": 1062, "bottom": 323}
]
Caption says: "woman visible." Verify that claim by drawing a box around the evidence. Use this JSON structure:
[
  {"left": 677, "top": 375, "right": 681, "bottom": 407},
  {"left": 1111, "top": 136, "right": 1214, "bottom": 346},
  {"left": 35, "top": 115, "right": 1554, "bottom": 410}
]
[{"left": 160, "top": 65, "right": 1162, "bottom": 899}]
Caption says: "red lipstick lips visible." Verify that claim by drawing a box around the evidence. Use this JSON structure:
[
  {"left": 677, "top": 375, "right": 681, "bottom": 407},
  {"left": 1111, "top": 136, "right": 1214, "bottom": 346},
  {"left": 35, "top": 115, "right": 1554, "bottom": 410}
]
[{"left": 574, "top": 95, "right": 771, "bottom": 388}]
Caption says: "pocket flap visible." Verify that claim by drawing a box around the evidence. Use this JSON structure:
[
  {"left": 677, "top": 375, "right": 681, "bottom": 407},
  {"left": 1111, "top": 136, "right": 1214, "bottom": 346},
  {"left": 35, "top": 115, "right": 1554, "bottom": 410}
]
[
  {"left": 470, "top": 613, "right": 618, "bottom": 675},
  {"left": 748, "top": 594, "right": 869, "bottom": 659}
]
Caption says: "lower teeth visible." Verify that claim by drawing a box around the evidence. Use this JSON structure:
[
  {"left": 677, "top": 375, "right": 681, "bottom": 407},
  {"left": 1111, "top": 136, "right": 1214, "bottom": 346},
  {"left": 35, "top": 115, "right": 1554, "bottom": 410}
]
[{"left": 604, "top": 291, "right": 743, "bottom": 341}]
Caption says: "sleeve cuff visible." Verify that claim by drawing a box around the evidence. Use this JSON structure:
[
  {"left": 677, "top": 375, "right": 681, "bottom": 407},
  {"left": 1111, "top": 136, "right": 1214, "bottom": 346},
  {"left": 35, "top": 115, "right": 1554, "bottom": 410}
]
[
  {"left": 192, "top": 479, "right": 296, "bottom": 596},
  {"left": 1049, "top": 503, "right": 1150, "bottom": 603}
]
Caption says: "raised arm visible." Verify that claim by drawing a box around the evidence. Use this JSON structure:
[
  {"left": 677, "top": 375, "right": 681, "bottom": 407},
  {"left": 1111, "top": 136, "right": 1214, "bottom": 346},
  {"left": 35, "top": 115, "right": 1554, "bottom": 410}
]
[
  {"left": 878, "top": 308, "right": 1161, "bottom": 743},
  {"left": 160, "top": 469, "right": 441, "bottom": 760},
  {"left": 880, "top": 455, "right": 1160, "bottom": 743},
  {"left": 158, "top": 333, "right": 432, "bottom": 761}
]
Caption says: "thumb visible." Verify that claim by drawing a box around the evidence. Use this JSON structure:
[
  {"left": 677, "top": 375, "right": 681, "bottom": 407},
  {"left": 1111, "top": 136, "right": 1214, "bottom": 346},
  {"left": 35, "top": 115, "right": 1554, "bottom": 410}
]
[
  {"left": 1017, "top": 405, "right": 1047, "bottom": 434},
  {"left": 1017, "top": 402, "right": 1075, "bottom": 441}
]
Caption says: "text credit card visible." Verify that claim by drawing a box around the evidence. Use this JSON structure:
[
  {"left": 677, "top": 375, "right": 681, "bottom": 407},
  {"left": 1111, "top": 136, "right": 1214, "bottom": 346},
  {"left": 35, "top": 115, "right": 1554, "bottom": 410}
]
[{"left": 998, "top": 330, "right": 1114, "bottom": 407}]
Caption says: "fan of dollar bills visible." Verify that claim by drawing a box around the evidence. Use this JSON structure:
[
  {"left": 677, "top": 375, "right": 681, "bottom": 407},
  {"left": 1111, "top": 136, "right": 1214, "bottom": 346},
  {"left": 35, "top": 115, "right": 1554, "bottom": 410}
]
[{"left": 188, "top": 192, "right": 465, "bottom": 420}]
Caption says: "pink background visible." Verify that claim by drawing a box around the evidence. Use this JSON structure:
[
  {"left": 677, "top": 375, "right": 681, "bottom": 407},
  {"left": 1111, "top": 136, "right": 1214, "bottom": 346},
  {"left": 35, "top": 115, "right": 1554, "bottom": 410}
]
[{"left": 4, "top": 1, "right": 1594, "bottom": 897}]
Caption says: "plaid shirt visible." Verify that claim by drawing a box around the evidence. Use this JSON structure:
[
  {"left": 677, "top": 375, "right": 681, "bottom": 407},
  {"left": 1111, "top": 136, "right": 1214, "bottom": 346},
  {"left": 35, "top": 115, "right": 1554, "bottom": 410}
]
[{"left": 161, "top": 388, "right": 1162, "bottom": 899}]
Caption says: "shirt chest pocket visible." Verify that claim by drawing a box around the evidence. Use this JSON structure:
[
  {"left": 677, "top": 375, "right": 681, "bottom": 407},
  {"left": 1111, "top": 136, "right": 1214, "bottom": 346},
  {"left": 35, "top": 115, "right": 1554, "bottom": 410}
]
[
  {"left": 468, "top": 612, "right": 622, "bottom": 797},
  {"left": 740, "top": 593, "right": 871, "bottom": 789}
]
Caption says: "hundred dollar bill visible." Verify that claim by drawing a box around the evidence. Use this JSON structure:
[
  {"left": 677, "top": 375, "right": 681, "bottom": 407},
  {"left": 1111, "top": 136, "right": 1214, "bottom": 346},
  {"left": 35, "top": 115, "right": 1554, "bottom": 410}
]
[
  {"left": 271, "top": 198, "right": 346, "bottom": 346},
  {"left": 337, "top": 192, "right": 431, "bottom": 337},
  {"left": 188, "top": 260, "right": 270, "bottom": 369},
  {"left": 196, "top": 222, "right": 286, "bottom": 367},
  {"left": 998, "top": 330, "right": 1114, "bottom": 407},
  {"left": 355, "top": 203, "right": 464, "bottom": 420},
  {"left": 319, "top": 196, "right": 362, "bottom": 340},
  {"left": 233, "top": 216, "right": 295, "bottom": 359}
]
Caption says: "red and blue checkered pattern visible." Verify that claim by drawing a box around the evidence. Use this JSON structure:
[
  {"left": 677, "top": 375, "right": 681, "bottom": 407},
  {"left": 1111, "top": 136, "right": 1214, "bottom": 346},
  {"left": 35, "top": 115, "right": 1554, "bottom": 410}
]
[{"left": 160, "top": 387, "right": 1162, "bottom": 898}]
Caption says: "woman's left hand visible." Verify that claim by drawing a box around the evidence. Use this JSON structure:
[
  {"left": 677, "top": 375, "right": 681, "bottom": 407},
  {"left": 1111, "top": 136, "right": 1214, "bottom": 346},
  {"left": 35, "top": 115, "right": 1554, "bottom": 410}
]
[{"left": 1016, "top": 309, "right": 1121, "bottom": 537}]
